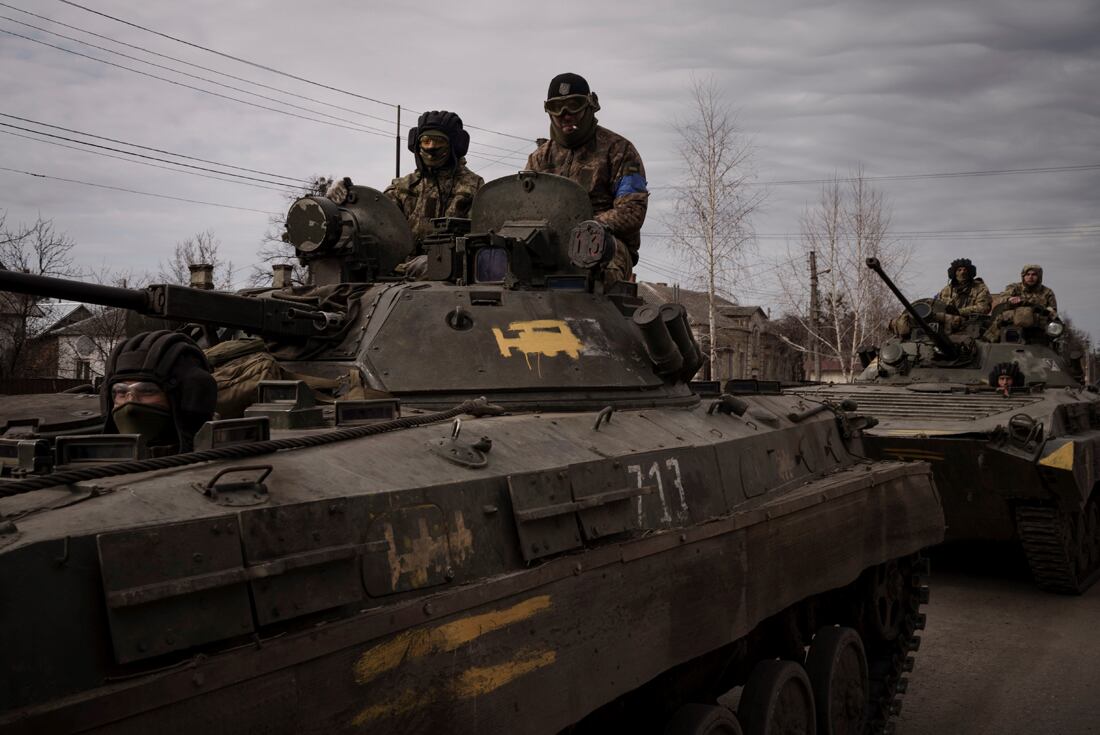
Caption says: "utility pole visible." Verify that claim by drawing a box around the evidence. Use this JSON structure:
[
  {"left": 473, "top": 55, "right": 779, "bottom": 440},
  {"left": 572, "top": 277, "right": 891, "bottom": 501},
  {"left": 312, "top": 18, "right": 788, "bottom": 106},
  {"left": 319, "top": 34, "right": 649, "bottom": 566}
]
[
  {"left": 809, "top": 250, "right": 821, "bottom": 382},
  {"left": 395, "top": 105, "right": 402, "bottom": 179}
]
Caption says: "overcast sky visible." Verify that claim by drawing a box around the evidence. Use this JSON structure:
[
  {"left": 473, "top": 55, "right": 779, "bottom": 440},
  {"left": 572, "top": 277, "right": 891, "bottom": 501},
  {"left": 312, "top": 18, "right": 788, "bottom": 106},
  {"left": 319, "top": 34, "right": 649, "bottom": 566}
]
[{"left": 1, "top": 0, "right": 1097, "bottom": 337}]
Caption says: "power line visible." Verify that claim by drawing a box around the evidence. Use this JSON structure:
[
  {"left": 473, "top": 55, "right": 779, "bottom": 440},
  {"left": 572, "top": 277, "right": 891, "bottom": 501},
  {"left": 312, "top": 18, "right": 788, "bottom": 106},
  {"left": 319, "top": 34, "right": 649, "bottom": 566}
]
[
  {"left": 0, "top": 165, "right": 282, "bottom": 214},
  {"left": 648, "top": 163, "right": 1100, "bottom": 190},
  {"left": 0, "top": 128, "right": 292, "bottom": 192},
  {"left": 0, "top": 14, "right": 396, "bottom": 137},
  {"left": 0, "top": 1, "right": 401, "bottom": 126},
  {"left": 56, "top": 0, "right": 533, "bottom": 144},
  {"left": 0, "top": 120, "right": 303, "bottom": 188},
  {"left": 0, "top": 28, "right": 394, "bottom": 138},
  {"left": 0, "top": 112, "right": 311, "bottom": 184}
]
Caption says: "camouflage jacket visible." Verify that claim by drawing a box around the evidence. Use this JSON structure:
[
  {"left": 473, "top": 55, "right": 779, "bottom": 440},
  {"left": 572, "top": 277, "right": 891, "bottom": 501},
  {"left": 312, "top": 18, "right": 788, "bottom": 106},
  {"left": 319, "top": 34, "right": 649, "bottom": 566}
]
[
  {"left": 1003, "top": 282, "right": 1058, "bottom": 316},
  {"left": 384, "top": 163, "right": 484, "bottom": 246},
  {"left": 936, "top": 278, "right": 991, "bottom": 316},
  {"left": 525, "top": 126, "right": 648, "bottom": 257}
]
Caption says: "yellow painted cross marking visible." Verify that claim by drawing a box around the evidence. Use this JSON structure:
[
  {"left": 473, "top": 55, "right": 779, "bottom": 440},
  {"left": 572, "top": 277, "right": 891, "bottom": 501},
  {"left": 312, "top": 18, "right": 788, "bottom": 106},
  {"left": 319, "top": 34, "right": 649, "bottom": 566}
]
[{"left": 492, "top": 320, "right": 584, "bottom": 364}]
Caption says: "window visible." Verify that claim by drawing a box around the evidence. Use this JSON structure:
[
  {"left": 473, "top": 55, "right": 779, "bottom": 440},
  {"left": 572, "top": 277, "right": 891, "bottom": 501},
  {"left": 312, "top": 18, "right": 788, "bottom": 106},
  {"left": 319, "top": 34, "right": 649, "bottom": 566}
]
[{"left": 75, "top": 359, "right": 92, "bottom": 380}]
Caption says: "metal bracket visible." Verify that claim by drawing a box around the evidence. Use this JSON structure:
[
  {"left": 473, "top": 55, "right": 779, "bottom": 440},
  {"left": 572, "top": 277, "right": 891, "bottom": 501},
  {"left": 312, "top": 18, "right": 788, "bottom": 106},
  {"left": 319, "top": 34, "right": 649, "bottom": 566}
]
[
  {"left": 427, "top": 419, "right": 491, "bottom": 468},
  {"left": 195, "top": 465, "right": 272, "bottom": 506}
]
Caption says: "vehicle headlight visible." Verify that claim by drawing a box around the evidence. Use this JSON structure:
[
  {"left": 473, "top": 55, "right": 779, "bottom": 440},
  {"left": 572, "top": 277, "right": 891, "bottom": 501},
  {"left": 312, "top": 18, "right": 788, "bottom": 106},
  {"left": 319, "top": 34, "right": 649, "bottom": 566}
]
[{"left": 1047, "top": 320, "right": 1065, "bottom": 337}]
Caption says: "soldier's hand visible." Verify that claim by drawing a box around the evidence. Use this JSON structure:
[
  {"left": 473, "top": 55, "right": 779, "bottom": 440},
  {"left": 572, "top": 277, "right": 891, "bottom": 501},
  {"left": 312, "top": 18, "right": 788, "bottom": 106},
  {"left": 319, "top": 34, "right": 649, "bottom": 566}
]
[
  {"left": 1009, "top": 296, "right": 1022, "bottom": 305},
  {"left": 325, "top": 178, "right": 349, "bottom": 204}
]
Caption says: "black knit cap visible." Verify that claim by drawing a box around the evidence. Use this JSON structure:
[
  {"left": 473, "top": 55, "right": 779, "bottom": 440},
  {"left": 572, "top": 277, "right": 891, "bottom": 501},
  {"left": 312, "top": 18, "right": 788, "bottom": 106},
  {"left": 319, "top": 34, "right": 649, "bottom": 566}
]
[
  {"left": 547, "top": 73, "right": 590, "bottom": 100},
  {"left": 101, "top": 330, "right": 217, "bottom": 452},
  {"left": 406, "top": 110, "right": 470, "bottom": 161}
]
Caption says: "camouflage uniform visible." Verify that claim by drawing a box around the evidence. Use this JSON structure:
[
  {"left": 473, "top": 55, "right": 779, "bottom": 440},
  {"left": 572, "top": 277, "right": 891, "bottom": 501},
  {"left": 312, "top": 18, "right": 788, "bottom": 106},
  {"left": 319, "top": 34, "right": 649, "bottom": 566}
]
[
  {"left": 1003, "top": 264, "right": 1058, "bottom": 317},
  {"left": 984, "top": 264, "right": 1058, "bottom": 340},
  {"left": 526, "top": 126, "right": 648, "bottom": 285},
  {"left": 936, "top": 278, "right": 991, "bottom": 317},
  {"left": 384, "top": 163, "right": 484, "bottom": 246}
]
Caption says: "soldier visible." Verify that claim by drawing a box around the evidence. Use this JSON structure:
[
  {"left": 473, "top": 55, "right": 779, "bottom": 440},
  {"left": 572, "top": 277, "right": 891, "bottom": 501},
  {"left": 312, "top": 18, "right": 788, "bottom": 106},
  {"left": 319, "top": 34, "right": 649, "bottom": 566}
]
[
  {"left": 526, "top": 73, "right": 648, "bottom": 286},
  {"left": 102, "top": 331, "right": 217, "bottom": 455},
  {"left": 937, "top": 258, "right": 991, "bottom": 330},
  {"left": 327, "top": 110, "right": 484, "bottom": 249},
  {"left": 983, "top": 264, "right": 1059, "bottom": 341},
  {"left": 988, "top": 361, "right": 1024, "bottom": 396},
  {"left": 1004, "top": 264, "right": 1058, "bottom": 318}
]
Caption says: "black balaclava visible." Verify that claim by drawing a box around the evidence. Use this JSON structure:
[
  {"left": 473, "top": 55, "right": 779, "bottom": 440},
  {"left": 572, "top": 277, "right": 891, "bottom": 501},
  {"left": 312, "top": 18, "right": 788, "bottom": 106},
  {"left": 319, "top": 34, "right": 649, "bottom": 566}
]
[
  {"left": 407, "top": 111, "right": 470, "bottom": 174},
  {"left": 102, "top": 330, "right": 217, "bottom": 453},
  {"left": 949, "top": 258, "right": 976, "bottom": 286},
  {"left": 546, "top": 72, "right": 600, "bottom": 149}
]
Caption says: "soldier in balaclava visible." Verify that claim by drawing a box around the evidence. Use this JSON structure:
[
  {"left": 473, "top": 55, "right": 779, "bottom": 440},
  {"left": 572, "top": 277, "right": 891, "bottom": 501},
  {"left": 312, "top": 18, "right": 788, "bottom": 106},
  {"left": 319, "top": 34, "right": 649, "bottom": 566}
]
[
  {"left": 526, "top": 73, "right": 648, "bottom": 286},
  {"left": 936, "top": 257, "right": 991, "bottom": 330},
  {"left": 102, "top": 331, "right": 217, "bottom": 455},
  {"left": 327, "top": 110, "right": 484, "bottom": 247}
]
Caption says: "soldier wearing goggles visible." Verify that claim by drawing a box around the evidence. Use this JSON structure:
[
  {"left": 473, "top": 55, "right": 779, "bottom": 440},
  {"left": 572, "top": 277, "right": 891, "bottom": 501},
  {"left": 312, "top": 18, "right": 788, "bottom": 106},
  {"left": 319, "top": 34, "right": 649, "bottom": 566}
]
[{"left": 527, "top": 73, "right": 649, "bottom": 287}]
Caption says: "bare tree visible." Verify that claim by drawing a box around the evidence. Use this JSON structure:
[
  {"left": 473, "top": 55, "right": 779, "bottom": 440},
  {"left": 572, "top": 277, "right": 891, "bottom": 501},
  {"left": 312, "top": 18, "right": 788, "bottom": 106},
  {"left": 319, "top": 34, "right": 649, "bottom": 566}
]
[
  {"left": 250, "top": 175, "right": 330, "bottom": 287},
  {"left": 0, "top": 214, "right": 78, "bottom": 378},
  {"left": 778, "top": 168, "right": 911, "bottom": 382},
  {"left": 158, "top": 229, "right": 234, "bottom": 289},
  {"left": 665, "top": 77, "right": 765, "bottom": 378}
]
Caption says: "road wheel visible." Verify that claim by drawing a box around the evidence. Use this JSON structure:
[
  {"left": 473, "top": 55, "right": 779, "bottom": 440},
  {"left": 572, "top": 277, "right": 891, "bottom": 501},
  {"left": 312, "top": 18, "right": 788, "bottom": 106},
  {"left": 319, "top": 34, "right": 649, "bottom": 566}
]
[
  {"left": 863, "top": 560, "right": 904, "bottom": 642},
  {"left": 804, "top": 626, "right": 868, "bottom": 735},
  {"left": 738, "top": 659, "right": 816, "bottom": 735},
  {"left": 665, "top": 703, "right": 743, "bottom": 735}
]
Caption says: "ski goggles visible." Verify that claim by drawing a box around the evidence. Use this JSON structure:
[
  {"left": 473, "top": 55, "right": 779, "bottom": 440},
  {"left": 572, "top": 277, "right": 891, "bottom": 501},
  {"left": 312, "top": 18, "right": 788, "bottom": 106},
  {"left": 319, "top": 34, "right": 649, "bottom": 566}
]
[{"left": 543, "top": 94, "right": 592, "bottom": 117}]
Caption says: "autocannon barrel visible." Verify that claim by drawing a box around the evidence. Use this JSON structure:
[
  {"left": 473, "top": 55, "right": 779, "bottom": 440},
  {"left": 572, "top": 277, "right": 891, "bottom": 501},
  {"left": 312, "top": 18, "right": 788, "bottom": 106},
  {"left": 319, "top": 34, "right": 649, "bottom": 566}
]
[
  {"left": 0, "top": 270, "right": 334, "bottom": 340},
  {"left": 865, "top": 257, "right": 957, "bottom": 358},
  {"left": 0, "top": 269, "right": 150, "bottom": 312}
]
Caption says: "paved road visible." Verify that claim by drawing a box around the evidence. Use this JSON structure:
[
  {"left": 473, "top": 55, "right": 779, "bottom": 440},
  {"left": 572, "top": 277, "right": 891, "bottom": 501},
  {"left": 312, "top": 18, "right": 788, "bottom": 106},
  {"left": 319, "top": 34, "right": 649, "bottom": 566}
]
[{"left": 897, "top": 544, "right": 1100, "bottom": 735}]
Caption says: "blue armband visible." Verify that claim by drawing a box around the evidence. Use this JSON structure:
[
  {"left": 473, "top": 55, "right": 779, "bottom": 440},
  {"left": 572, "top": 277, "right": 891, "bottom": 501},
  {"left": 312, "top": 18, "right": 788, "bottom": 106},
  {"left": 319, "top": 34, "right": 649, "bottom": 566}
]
[{"left": 614, "top": 173, "right": 648, "bottom": 198}]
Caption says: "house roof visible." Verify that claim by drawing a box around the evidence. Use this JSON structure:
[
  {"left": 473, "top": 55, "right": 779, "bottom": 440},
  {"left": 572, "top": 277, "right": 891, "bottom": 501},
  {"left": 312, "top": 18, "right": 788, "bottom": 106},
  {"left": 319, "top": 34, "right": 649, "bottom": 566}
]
[
  {"left": 637, "top": 282, "right": 766, "bottom": 331},
  {"left": 50, "top": 309, "right": 122, "bottom": 337}
]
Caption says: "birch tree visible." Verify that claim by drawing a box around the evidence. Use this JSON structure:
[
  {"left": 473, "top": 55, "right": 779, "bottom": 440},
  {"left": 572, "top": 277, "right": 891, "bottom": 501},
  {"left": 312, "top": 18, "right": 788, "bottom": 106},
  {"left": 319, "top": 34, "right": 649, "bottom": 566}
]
[
  {"left": 779, "top": 168, "right": 910, "bottom": 382},
  {"left": 666, "top": 77, "right": 764, "bottom": 378}
]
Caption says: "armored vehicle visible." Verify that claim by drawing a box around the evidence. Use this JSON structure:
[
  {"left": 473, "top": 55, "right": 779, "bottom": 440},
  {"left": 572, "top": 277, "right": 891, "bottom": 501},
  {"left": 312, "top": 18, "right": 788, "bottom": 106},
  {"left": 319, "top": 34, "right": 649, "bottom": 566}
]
[
  {"left": 794, "top": 257, "right": 1100, "bottom": 595},
  {"left": 0, "top": 174, "right": 942, "bottom": 735}
]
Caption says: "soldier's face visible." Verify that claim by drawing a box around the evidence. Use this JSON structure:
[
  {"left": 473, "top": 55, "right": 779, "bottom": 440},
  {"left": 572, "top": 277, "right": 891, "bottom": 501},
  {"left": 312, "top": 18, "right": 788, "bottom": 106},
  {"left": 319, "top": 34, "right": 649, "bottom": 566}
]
[
  {"left": 111, "top": 381, "right": 169, "bottom": 408},
  {"left": 545, "top": 95, "right": 591, "bottom": 134},
  {"left": 997, "top": 374, "right": 1013, "bottom": 390},
  {"left": 418, "top": 134, "right": 450, "bottom": 167},
  {"left": 955, "top": 266, "right": 970, "bottom": 282},
  {"left": 1023, "top": 270, "right": 1039, "bottom": 286}
]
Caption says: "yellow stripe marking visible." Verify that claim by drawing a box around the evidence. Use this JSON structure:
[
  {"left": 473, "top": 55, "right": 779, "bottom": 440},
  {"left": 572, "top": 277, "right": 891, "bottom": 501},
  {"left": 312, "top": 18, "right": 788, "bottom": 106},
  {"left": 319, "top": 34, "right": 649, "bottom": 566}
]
[
  {"left": 1039, "top": 441, "right": 1075, "bottom": 471},
  {"left": 453, "top": 648, "right": 558, "bottom": 698},
  {"left": 353, "top": 595, "right": 552, "bottom": 685}
]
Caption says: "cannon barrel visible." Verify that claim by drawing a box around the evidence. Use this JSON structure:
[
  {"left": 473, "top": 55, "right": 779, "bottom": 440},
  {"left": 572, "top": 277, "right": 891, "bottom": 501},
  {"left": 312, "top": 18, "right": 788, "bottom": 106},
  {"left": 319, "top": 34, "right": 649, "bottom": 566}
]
[
  {"left": 0, "top": 269, "right": 149, "bottom": 311},
  {"left": 0, "top": 270, "right": 333, "bottom": 340},
  {"left": 865, "top": 257, "right": 957, "bottom": 358}
]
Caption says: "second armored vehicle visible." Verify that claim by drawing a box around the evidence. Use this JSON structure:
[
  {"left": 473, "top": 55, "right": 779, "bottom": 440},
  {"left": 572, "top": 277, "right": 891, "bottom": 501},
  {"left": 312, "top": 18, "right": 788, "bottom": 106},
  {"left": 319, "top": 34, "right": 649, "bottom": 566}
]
[{"left": 794, "top": 257, "right": 1100, "bottom": 594}]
